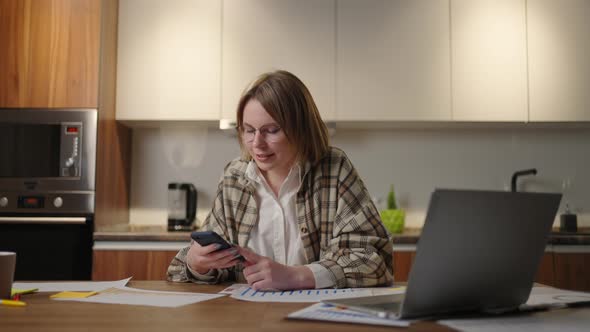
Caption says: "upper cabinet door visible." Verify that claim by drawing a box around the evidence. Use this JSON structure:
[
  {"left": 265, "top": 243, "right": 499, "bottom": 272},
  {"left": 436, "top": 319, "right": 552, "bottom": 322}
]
[
  {"left": 116, "top": 0, "right": 221, "bottom": 120},
  {"left": 451, "top": 0, "right": 528, "bottom": 121},
  {"left": 337, "top": 0, "right": 451, "bottom": 121},
  {"left": 222, "top": 0, "right": 336, "bottom": 121},
  {"left": 0, "top": 0, "right": 100, "bottom": 108},
  {"left": 528, "top": 0, "right": 590, "bottom": 121}
]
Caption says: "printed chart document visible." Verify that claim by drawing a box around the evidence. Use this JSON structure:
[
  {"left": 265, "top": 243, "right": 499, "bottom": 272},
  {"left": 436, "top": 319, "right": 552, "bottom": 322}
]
[
  {"left": 224, "top": 283, "right": 404, "bottom": 303},
  {"left": 13, "top": 277, "right": 132, "bottom": 292},
  {"left": 288, "top": 303, "right": 410, "bottom": 327},
  {"left": 53, "top": 286, "right": 225, "bottom": 308},
  {"left": 231, "top": 286, "right": 372, "bottom": 303}
]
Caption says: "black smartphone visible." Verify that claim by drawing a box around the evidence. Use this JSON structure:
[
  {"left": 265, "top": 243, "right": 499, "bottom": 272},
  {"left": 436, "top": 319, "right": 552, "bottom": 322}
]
[{"left": 190, "top": 231, "right": 245, "bottom": 261}]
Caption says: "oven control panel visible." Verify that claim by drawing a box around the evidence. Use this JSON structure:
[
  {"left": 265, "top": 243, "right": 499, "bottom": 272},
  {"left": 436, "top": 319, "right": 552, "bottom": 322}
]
[
  {"left": 0, "top": 192, "right": 94, "bottom": 214},
  {"left": 18, "top": 196, "right": 45, "bottom": 209}
]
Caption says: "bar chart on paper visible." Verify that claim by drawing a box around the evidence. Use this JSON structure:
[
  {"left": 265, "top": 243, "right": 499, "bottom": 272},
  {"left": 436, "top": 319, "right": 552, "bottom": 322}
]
[
  {"left": 230, "top": 286, "right": 373, "bottom": 303},
  {"left": 288, "top": 303, "right": 410, "bottom": 327}
]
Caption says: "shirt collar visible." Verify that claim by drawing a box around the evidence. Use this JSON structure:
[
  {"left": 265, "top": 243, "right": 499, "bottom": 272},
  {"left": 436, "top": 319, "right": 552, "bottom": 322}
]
[
  {"left": 245, "top": 161, "right": 305, "bottom": 187},
  {"left": 245, "top": 161, "right": 261, "bottom": 183}
]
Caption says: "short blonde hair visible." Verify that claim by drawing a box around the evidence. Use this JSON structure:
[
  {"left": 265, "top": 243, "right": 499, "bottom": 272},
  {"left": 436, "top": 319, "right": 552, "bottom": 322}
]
[{"left": 236, "top": 70, "right": 330, "bottom": 165}]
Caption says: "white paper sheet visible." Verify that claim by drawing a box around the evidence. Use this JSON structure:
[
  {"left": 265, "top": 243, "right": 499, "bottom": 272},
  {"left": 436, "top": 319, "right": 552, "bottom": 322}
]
[
  {"left": 13, "top": 277, "right": 132, "bottom": 292},
  {"left": 288, "top": 303, "right": 410, "bottom": 327},
  {"left": 53, "top": 285, "right": 225, "bottom": 307},
  {"left": 370, "top": 285, "right": 407, "bottom": 296},
  {"left": 526, "top": 286, "right": 590, "bottom": 306},
  {"left": 438, "top": 287, "right": 590, "bottom": 332},
  {"left": 438, "top": 308, "right": 590, "bottom": 332}
]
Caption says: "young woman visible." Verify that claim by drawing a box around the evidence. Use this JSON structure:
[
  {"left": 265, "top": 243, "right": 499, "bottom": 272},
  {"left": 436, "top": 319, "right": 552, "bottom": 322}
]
[{"left": 167, "top": 70, "right": 393, "bottom": 290}]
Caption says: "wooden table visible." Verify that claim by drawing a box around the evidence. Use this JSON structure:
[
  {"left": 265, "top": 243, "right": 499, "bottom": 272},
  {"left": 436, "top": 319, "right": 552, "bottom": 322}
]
[{"left": 0, "top": 281, "right": 454, "bottom": 331}]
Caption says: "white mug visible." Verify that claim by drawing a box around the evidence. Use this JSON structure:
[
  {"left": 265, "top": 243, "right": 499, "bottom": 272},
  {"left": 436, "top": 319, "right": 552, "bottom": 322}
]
[{"left": 0, "top": 252, "right": 16, "bottom": 299}]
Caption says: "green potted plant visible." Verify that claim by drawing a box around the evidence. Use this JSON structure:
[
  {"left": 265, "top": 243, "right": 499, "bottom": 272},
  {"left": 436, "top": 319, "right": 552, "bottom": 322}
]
[{"left": 380, "top": 185, "right": 405, "bottom": 234}]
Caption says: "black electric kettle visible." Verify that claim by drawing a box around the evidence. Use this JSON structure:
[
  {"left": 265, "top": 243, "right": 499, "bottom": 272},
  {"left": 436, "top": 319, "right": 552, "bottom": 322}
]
[{"left": 167, "top": 183, "right": 197, "bottom": 231}]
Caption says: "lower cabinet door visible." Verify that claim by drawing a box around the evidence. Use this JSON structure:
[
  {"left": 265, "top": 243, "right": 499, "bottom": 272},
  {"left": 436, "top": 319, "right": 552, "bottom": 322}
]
[
  {"left": 92, "top": 250, "right": 178, "bottom": 281},
  {"left": 554, "top": 253, "right": 590, "bottom": 292},
  {"left": 393, "top": 251, "right": 416, "bottom": 282},
  {"left": 535, "top": 253, "right": 556, "bottom": 287},
  {"left": 393, "top": 251, "right": 557, "bottom": 287}
]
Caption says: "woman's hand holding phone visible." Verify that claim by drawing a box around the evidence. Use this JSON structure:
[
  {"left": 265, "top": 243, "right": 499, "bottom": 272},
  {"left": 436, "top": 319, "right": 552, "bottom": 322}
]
[
  {"left": 186, "top": 231, "right": 243, "bottom": 274},
  {"left": 187, "top": 231, "right": 315, "bottom": 290}
]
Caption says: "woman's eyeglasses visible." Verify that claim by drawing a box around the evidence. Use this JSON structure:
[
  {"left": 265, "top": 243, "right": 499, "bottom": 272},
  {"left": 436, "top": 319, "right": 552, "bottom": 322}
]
[{"left": 239, "top": 125, "right": 283, "bottom": 143}]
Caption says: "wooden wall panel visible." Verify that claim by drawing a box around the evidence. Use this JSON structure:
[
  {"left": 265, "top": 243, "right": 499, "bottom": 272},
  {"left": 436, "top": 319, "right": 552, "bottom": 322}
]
[
  {"left": 94, "top": 0, "right": 131, "bottom": 228},
  {"left": 0, "top": 0, "right": 100, "bottom": 108},
  {"left": 0, "top": 0, "right": 23, "bottom": 106},
  {"left": 92, "top": 250, "right": 178, "bottom": 281}
]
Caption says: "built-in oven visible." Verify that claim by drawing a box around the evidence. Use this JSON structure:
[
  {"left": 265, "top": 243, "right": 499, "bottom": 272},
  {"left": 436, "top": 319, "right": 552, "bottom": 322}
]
[{"left": 0, "top": 109, "right": 97, "bottom": 280}]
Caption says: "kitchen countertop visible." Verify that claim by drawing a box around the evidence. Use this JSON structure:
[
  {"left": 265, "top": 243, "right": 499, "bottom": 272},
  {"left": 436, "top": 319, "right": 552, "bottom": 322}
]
[
  {"left": 94, "top": 224, "right": 192, "bottom": 242},
  {"left": 94, "top": 225, "right": 590, "bottom": 245}
]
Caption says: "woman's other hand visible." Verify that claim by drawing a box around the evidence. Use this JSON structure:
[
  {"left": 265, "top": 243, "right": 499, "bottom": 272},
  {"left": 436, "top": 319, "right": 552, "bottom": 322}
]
[
  {"left": 238, "top": 247, "right": 315, "bottom": 290},
  {"left": 186, "top": 240, "right": 242, "bottom": 274}
]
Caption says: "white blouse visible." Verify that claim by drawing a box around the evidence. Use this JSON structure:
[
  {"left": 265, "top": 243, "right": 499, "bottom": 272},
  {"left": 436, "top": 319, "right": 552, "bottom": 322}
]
[{"left": 245, "top": 161, "right": 334, "bottom": 288}]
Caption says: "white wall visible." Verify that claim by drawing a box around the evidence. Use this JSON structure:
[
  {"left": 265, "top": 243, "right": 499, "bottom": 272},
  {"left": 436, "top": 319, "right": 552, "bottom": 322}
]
[
  {"left": 129, "top": 126, "right": 239, "bottom": 227},
  {"left": 130, "top": 126, "right": 590, "bottom": 228}
]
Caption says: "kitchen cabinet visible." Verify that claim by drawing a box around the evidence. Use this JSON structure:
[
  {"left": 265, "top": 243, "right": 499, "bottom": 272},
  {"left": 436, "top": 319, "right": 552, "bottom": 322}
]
[
  {"left": 336, "top": 0, "right": 451, "bottom": 121},
  {"left": 108, "top": 0, "right": 590, "bottom": 124},
  {"left": 92, "top": 250, "right": 178, "bottom": 281},
  {"left": 553, "top": 251, "right": 590, "bottom": 292},
  {"left": 527, "top": 0, "right": 590, "bottom": 121},
  {"left": 0, "top": 0, "right": 100, "bottom": 108},
  {"left": 393, "top": 251, "right": 416, "bottom": 282},
  {"left": 535, "top": 252, "right": 556, "bottom": 287},
  {"left": 222, "top": 0, "right": 335, "bottom": 121},
  {"left": 0, "top": 0, "right": 131, "bottom": 229},
  {"left": 393, "top": 250, "right": 558, "bottom": 286},
  {"left": 116, "top": 0, "right": 221, "bottom": 121},
  {"left": 393, "top": 248, "right": 590, "bottom": 293},
  {"left": 450, "top": 0, "right": 528, "bottom": 122}
]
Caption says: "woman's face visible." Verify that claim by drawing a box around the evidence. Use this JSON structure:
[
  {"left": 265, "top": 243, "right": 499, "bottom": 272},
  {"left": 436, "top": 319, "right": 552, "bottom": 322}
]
[{"left": 241, "top": 99, "right": 297, "bottom": 177}]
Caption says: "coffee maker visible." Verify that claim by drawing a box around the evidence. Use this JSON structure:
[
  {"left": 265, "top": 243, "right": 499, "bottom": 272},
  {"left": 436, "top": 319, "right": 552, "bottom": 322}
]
[{"left": 167, "top": 183, "right": 197, "bottom": 231}]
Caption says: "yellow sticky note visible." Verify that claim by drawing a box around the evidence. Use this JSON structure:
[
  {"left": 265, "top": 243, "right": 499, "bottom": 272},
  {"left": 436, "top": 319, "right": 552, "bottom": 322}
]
[
  {"left": 50, "top": 291, "right": 98, "bottom": 299},
  {"left": 11, "top": 288, "right": 39, "bottom": 297}
]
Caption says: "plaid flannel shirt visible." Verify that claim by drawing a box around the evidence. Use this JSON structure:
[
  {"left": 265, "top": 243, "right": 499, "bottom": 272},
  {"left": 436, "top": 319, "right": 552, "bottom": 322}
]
[{"left": 167, "top": 147, "right": 394, "bottom": 288}]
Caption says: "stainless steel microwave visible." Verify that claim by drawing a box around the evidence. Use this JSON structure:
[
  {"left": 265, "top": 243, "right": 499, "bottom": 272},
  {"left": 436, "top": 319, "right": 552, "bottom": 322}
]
[{"left": 0, "top": 108, "right": 97, "bottom": 215}]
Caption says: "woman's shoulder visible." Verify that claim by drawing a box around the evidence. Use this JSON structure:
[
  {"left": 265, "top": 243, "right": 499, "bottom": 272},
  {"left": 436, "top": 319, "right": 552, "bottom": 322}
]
[
  {"left": 223, "top": 157, "right": 249, "bottom": 177},
  {"left": 310, "top": 146, "right": 355, "bottom": 175},
  {"left": 326, "top": 146, "right": 347, "bottom": 159},
  {"left": 319, "top": 146, "right": 352, "bottom": 166}
]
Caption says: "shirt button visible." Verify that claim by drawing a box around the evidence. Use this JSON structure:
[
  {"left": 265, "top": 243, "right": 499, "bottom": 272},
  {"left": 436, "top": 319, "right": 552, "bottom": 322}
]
[{"left": 301, "top": 227, "right": 308, "bottom": 234}]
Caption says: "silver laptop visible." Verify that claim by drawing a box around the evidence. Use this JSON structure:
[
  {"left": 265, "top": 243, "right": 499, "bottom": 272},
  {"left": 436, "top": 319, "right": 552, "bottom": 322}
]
[{"left": 325, "top": 189, "right": 562, "bottom": 319}]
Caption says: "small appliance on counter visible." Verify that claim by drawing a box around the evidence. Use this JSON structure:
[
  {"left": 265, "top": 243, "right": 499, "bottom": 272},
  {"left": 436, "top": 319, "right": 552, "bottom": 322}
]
[
  {"left": 560, "top": 204, "right": 578, "bottom": 232},
  {"left": 168, "top": 183, "right": 197, "bottom": 231}
]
